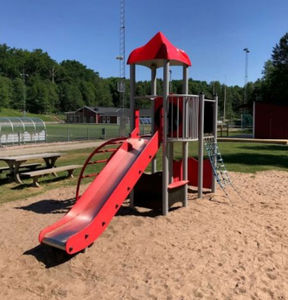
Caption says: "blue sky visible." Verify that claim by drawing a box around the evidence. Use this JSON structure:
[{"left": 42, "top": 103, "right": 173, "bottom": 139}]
[{"left": 0, "top": 0, "right": 287, "bottom": 86}]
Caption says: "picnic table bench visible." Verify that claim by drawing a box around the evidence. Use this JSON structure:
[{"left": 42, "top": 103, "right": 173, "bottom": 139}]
[
  {"left": 0, "top": 153, "right": 63, "bottom": 184},
  {"left": 0, "top": 163, "right": 41, "bottom": 173},
  {"left": 22, "top": 165, "right": 82, "bottom": 187}
]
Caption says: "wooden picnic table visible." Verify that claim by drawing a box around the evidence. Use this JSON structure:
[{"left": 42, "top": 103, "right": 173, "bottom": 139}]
[{"left": 0, "top": 153, "right": 63, "bottom": 184}]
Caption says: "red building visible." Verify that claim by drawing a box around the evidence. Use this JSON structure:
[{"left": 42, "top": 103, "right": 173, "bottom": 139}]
[
  {"left": 253, "top": 102, "right": 288, "bottom": 139},
  {"left": 65, "top": 106, "right": 129, "bottom": 124},
  {"left": 65, "top": 106, "right": 151, "bottom": 124}
]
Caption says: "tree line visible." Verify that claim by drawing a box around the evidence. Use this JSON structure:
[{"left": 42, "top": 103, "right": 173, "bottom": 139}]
[{"left": 0, "top": 32, "right": 287, "bottom": 119}]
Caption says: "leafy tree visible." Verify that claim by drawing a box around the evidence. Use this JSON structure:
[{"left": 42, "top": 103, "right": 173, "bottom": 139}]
[
  {"left": 25, "top": 49, "right": 56, "bottom": 80},
  {"left": 0, "top": 76, "right": 12, "bottom": 108},
  {"left": 260, "top": 32, "right": 288, "bottom": 103},
  {"left": 95, "top": 80, "right": 113, "bottom": 107},
  {"left": 27, "top": 77, "right": 50, "bottom": 113},
  {"left": 11, "top": 78, "right": 25, "bottom": 110},
  {"left": 45, "top": 81, "right": 60, "bottom": 112},
  {"left": 58, "top": 82, "right": 84, "bottom": 112},
  {"left": 79, "top": 81, "right": 96, "bottom": 106}
]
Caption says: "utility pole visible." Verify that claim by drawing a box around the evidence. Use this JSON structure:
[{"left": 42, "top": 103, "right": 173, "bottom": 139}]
[
  {"left": 117, "top": 0, "right": 126, "bottom": 136},
  {"left": 20, "top": 70, "right": 28, "bottom": 116},
  {"left": 243, "top": 48, "right": 250, "bottom": 104},
  {"left": 223, "top": 84, "right": 226, "bottom": 121}
]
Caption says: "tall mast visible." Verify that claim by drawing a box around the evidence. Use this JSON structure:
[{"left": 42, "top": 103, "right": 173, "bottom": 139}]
[{"left": 117, "top": 0, "right": 126, "bottom": 135}]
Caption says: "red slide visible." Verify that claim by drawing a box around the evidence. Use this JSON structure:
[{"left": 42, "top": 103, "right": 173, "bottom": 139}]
[{"left": 39, "top": 130, "right": 160, "bottom": 254}]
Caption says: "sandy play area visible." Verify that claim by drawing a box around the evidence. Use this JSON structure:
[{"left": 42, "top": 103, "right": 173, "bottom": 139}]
[{"left": 0, "top": 170, "right": 288, "bottom": 299}]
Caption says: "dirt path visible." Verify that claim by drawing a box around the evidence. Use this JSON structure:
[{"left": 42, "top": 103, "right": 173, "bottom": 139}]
[{"left": 0, "top": 140, "right": 102, "bottom": 156}]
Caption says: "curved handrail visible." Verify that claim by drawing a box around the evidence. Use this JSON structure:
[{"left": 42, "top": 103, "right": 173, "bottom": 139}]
[{"left": 75, "top": 136, "right": 126, "bottom": 201}]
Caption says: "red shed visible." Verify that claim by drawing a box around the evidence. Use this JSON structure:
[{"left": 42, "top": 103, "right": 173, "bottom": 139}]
[{"left": 254, "top": 102, "right": 288, "bottom": 139}]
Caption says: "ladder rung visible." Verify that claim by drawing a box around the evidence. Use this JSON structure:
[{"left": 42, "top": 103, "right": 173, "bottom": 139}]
[
  {"left": 97, "top": 148, "right": 118, "bottom": 153},
  {"left": 110, "top": 141, "right": 123, "bottom": 145},
  {"left": 88, "top": 159, "right": 108, "bottom": 164}
]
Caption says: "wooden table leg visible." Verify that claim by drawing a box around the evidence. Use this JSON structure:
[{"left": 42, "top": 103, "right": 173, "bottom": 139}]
[
  {"left": 7, "top": 161, "right": 25, "bottom": 184},
  {"left": 44, "top": 157, "right": 59, "bottom": 177},
  {"left": 44, "top": 157, "right": 58, "bottom": 168}
]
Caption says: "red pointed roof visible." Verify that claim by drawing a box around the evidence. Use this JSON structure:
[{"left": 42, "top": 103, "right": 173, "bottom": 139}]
[{"left": 127, "top": 32, "right": 191, "bottom": 68}]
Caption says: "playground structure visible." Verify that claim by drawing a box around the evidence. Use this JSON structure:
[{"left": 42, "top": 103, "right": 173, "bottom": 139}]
[{"left": 39, "top": 32, "right": 229, "bottom": 254}]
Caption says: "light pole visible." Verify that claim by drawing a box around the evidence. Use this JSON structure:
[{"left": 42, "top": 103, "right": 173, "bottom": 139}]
[
  {"left": 20, "top": 71, "right": 28, "bottom": 116},
  {"left": 116, "top": 55, "right": 125, "bottom": 136},
  {"left": 117, "top": 0, "right": 126, "bottom": 136},
  {"left": 243, "top": 48, "right": 250, "bottom": 104}
]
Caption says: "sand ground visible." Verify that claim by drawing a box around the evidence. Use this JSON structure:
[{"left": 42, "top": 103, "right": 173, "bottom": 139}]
[{"left": 0, "top": 170, "right": 288, "bottom": 299}]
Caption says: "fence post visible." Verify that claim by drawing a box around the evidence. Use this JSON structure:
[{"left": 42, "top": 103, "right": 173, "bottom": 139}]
[
  {"left": 67, "top": 127, "right": 70, "bottom": 142},
  {"left": 102, "top": 128, "right": 106, "bottom": 139}
]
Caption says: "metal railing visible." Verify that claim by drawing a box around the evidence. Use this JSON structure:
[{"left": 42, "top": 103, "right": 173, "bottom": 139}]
[{"left": 167, "top": 95, "right": 200, "bottom": 141}]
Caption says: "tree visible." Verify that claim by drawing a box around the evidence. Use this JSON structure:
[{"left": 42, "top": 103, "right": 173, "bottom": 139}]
[
  {"left": 11, "top": 78, "right": 25, "bottom": 110},
  {"left": 0, "top": 76, "right": 12, "bottom": 108},
  {"left": 272, "top": 33, "right": 288, "bottom": 66},
  {"left": 261, "top": 32, "right": 288, "bottom": 103},
  {"left": 27, "top": 77, "right": 50, "bottom": 113},
  {"left": 58, "top": 83, "right": 84, "bottom": 112},
  {"left": 79, "top": 81, "right": 96, "bottom": 106}
]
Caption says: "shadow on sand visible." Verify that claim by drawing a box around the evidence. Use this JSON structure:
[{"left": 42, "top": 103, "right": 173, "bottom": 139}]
[
  {"left": 24, "top": 244, "right": 78, "bottom": 268},
  {"left": 15, "top": 198, "right": 75, "bottom": 214}
]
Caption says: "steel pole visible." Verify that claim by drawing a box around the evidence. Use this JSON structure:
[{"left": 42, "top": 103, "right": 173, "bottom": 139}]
[
  {"left": 243, "top": 48, "right": 250, "bottom": 104},
  {"left": 198, "top": 93, "right": 205, "bottom": 198},
  {"left": 182, "top": 65, "right": 189, "bottom": 207},
  {"left": 129, "top": 64, "right": 136, "bottom": 208},
  {"left": 130, "top": 64, "right": 136, "bottom": 133},
  {"left": 211, "top": 95, "right": 218, "bottom": 193},
  {"left": 151, "top": 66, "right": 157, "bottom": 173},
  {"left": 162, "top": 61, "right": 170, "bottom": 215}
]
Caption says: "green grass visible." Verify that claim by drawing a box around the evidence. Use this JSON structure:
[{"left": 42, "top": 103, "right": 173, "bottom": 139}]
[
  {"left": 0, "top": 107, "right": 64, "bottom": 122},
  {"left": 0, "top": 141, "right": 287, "bottom": 204},
  {"left": 218, "top": 128, "right": 253, "bottom": 137},
  {"left": 46, "top": 123, "right": 121, "bottom": 142}
]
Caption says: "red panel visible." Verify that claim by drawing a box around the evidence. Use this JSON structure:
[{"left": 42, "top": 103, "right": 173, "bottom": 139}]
[
  {"left": 168, "top": 180, "right": 189, "bottom": 189},
  {"left": 173, "top": 158, "right": 212, "bottom": 189},
  {"left": 255, "top": 102, "right": 288, "bottom": 139},
  {"left": 173, "top": 160, "right": 183, "bottom": 182},
  {"left": 127, "top": 32, "right": 191, "bottom": 67},
  {"left": 131, "top": 110, "right": 140, "bottom": 138}
]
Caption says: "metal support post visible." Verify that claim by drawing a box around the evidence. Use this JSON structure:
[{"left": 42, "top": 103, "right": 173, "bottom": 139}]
[
  {"left": 182, "top": 65, "right": 189, "bottom": 206},
  {"left": 151, "top": 66, "right": 157, "bottom": 173},
  {"left": 198, "top": 93, "right": 205, "bottom": 198},
  {"left": 162, "top": 61, "right": 170, "bottom": 215},
  {"left": 129, "top": 64, "right": 136, "bottom": 208},
  {"left": 130, "top": 64, "right": 136, "bottom": 133},
  {"left": 211, "top": 95, "right": 218, "bottom": 193}
]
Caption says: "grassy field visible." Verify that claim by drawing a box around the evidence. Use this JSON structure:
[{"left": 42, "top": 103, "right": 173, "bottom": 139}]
[
  {"left": 45, "top": 123, "right": 151, "bottom": 142},
  {"left": 0, "top": 141, "right": 287, "bottom": 204},
  {"left": 45, "top": 122, "right": 250, "bottom": 143}
]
